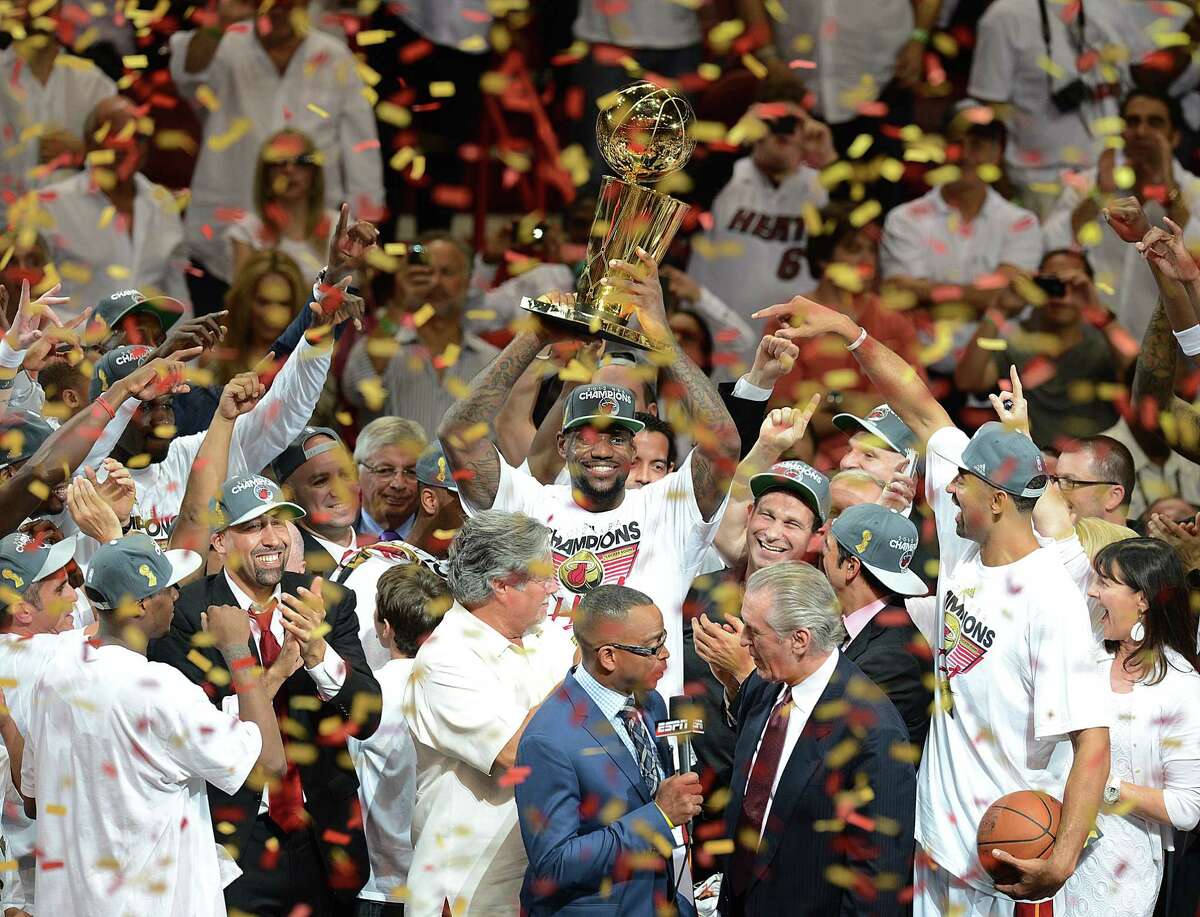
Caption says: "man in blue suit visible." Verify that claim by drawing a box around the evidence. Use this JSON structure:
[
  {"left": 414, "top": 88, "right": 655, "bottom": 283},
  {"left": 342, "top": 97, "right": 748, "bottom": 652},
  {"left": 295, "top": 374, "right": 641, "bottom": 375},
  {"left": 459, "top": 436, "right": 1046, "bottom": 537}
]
[{"left": 515, "top": 584, "right": 703, "bottom": 916}]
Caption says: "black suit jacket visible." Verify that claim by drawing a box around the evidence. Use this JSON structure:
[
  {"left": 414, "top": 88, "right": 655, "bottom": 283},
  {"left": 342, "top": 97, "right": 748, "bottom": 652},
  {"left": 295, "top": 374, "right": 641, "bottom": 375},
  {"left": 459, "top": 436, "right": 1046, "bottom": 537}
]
[
  {"left": 147, "top": 571, "right": 382, "bottom": 897},
  {"left": 843, "top": 600, "right": 933, "bottom": 753},
  {"left": 718, "top": 654, "right": 916, "bottom": 917},
  {"left": 718, "top": 381, "right": 769, "bottom": 460}
]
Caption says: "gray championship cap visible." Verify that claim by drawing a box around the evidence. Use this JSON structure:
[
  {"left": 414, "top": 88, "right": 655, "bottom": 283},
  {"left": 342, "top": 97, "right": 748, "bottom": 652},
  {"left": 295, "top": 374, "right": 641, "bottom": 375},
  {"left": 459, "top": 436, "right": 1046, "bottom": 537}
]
[
  {"left": 271, "top": 426, "right": 346, "bottom": 485},
  {"left": 0, "top": 411, "right": 54, "bottom": 470},
  {"left": 562, "top": 384, "right": 645, "bottom": 435},
  {"left": 416, "top": 444, "right": 458, "bottom": 492},
  {"left": 749, "top": 460, "right": 832, "bottom": 526},
  {"left": 212, "top": 473, "right": 306, "bottom": 531},
  {"left": 830, "top": 503, "right": 927, "bottom": 596},
  {"left": 833, "top": 404, "right": 917, "bottom": 455},
  {"left": 949, "top": 422, "right": 1049, "bottom": 498},
  {"left": 0, "top": 532, "right": 78, "bottom": 598},
  {"left": 89, "top": 343, "right": 154, "bottom": 400},
  {"left": 94, "top": 289, "right": 184, "bottom": 335},
  {"left": 84, "top": 533, "right": 201, "bottom": 610}
]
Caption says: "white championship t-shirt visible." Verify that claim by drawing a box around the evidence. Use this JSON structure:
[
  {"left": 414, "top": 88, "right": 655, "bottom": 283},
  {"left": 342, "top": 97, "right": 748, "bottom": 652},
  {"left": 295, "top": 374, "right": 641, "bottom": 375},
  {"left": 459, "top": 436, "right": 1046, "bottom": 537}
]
[
  {"left": 914, "top": 426, "right": 1110, "bottom": 892},
  {"left": 467, "top": 449, "right": 726, "bottom": 699},
  {"left": 22, "top": 642, "right": 261, "bottom": 917}
]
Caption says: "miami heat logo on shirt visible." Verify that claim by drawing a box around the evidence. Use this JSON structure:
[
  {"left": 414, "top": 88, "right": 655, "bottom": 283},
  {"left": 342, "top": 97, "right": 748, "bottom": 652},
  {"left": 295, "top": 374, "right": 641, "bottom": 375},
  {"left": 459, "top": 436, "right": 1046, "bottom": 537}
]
[{"left": 557, "top": 550, "right": 603, "bottom": 593}]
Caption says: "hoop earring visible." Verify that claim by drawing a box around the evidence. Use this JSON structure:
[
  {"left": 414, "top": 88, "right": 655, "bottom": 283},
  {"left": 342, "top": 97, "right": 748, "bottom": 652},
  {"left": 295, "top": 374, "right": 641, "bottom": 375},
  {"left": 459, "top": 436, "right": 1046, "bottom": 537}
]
[{"left": 1129, "top": 619, "right": 1146, "bottom": 643}]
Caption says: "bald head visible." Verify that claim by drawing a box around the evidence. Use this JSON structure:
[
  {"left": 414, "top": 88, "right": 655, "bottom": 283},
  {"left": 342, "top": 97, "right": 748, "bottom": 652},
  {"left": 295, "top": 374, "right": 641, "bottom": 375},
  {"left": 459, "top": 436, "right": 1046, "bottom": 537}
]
[{"left": 84, "top": 96, "right": 139, "bottom": 151}]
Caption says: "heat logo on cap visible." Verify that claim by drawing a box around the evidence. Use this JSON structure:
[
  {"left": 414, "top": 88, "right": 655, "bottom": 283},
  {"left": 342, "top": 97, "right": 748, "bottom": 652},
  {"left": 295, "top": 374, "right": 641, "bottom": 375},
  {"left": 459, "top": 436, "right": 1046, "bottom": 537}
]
[
  {"left": 866, "top": 407, "right": 890, "bottom": 421},
  {"left": 257, "top": 486, "right": 271, "bottom": 501},
  {"left": 597, "top": 399, "right": 618, "bottom": 416},
  {"left": 899, "top": 550, "right": 915, "bottom": 570}
]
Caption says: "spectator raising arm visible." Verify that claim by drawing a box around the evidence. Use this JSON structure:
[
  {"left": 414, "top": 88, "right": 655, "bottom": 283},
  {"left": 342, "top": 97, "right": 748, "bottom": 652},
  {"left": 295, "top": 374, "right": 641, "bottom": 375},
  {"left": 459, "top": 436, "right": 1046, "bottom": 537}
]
[
  {"left": 608, "top": 249, "right": 741, "bottom": 520},
  {"left": 170, "top": 369, "right": 267, "bottom": 560},
  {"left": 756, "top": 294, "right": 952, "bottom": 447}
]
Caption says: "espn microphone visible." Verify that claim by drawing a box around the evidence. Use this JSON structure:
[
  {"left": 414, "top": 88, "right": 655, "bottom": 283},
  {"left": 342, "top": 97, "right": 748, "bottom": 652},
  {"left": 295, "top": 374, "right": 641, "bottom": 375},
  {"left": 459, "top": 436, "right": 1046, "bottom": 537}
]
[{"left": 655, "top": 695, "right": 705, "bottom": 774}]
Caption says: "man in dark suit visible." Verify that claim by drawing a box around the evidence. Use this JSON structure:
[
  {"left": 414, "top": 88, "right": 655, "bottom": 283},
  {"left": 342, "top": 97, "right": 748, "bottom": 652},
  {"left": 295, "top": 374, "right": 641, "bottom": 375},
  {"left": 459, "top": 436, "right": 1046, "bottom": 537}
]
[
  {"left": 149, "top": 472, "right": 382, "bottom": 917},
  {"left": 820, "top": 503, "right": 933, "bottom": 751},
  {"left": 515, "top": 584, "right": 701, "bottom": 917},
  {"left": 705, "top": 562, "right": 916, "bottom": 917}
]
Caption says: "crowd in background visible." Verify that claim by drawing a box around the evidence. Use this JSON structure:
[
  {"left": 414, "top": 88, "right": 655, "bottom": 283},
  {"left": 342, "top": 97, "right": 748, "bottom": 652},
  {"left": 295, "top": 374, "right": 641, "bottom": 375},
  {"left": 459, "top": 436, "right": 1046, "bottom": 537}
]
[{"left": 0, "top": 0, "right": 1199, "bottom": 915}]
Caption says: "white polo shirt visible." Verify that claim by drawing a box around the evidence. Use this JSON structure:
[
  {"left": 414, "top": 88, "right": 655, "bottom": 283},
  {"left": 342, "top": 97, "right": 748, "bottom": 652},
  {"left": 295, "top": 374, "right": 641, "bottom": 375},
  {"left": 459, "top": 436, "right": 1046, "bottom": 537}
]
[
  {"left": 168, "top": 27, "right": 384, "bottom": 281},
  {"left": 22, "top": 642, "right": 261, "bottom": 916},
  {"left": 403, "top": 604, "right": 575, "bottom": 917},
  {"left": 35, "top": 170, "right": 191, "bottom": 318},
  {"left": 967, "top": 0, "right": 1148, "bottom": 189},
  {"left": 573, "top": 0, "right": 700, "bottom": 50}
]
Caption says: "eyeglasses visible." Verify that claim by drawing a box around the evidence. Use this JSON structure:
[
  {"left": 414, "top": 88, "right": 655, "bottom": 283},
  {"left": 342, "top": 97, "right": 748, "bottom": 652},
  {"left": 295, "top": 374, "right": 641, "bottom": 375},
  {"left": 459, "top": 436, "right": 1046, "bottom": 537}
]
[
  {"left": 1051, "top": 475, "right": 1119, "bottom": 491},
  {"left": 358, "top": 462, "right": 418, "bottom": 483},
  {"left": 602, "top": 634, "right": 669, "bottom": 658}
]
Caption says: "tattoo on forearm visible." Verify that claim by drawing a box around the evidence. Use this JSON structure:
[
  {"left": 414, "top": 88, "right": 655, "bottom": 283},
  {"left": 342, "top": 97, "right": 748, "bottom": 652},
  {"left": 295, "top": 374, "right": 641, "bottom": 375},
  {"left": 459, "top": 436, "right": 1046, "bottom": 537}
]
[
  {"left": 1133, "top": 301, "right": 1177, "bottom": 410},
  {"left": 663, "top": 345, "right": 737, "bottom": 508},
  {"left": 440, "top": 333, "right": 544, "bottom": 503}
]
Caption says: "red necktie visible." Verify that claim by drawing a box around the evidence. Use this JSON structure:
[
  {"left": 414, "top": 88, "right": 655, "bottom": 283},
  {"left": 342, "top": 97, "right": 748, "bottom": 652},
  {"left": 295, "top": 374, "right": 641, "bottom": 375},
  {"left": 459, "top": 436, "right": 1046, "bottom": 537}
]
[
  {"left": 250, "top": 602, "right": 307, "bottom": 833},
  {"left": 730, "top": 694, "right": 793, "bottom": 894}
]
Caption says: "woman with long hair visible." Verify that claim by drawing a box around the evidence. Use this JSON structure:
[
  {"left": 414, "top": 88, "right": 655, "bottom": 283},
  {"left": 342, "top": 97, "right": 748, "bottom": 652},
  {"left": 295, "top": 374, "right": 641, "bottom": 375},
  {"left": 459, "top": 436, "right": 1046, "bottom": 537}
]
[
  {"left": 212, "top": 250, "right": 306, "bottom": 384},
  {"left": 228, "top": 128, "right": 335, "bottom": 283},
  {"left": 1062, "top": 538, "right": 1200, "bottom": 916}
]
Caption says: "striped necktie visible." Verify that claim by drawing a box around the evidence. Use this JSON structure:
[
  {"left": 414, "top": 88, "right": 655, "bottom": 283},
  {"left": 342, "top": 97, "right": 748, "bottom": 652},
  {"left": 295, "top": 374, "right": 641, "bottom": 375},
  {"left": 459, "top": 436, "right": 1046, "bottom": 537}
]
[{"left": 618, "top": 700, "right": 660, "bottom": 795}]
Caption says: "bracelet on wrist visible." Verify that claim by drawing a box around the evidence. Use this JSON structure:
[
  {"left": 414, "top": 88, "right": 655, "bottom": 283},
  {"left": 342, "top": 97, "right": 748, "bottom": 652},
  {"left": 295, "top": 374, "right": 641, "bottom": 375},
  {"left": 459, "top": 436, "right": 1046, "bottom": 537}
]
[
  {"left": 94, "top": 396, "right": 116, "bottom": 420},
  {"left": 845, "top": 327, "right": 869, "bottom": 351}
]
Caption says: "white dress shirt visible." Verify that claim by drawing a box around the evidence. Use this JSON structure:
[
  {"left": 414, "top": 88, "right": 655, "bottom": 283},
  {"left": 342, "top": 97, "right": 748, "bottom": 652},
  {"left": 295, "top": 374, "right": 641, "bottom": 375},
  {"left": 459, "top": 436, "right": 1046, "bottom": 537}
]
[
  {"left": 35, "top": 169, "right": 191, "bottom": 317},
  {"left": 168, "top": 27, "right": 383, "bottom": 281},
  {"left": 0, "top": 48, "right": 116, "bottom": 223},
  {"left": 745, "top": 649, "right": 840, "bottom": 837}
]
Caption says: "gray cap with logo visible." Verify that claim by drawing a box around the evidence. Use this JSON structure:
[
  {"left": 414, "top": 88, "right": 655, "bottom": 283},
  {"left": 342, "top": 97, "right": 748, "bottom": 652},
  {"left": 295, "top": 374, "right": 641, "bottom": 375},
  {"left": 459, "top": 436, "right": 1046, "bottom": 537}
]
[
  {"left": 833, "top": 404, "right": 917, "bottom": 455},
  {"left": 830, "top": 503, "right": 926, "bottom": 596},
  {"left": 750, "top": 460, "right": 832, "bottom": 525},
  {"left": 416, "top": 443, "right": 458, "bottom": 492},
  {"left": 950, "top": 422, "right": 1048, "bottom": 498},
  {"left": 562, "top": 384, "right": 645, "bottom": 435},
  {"left": 0, "top": 412, "right": 54, "bottom": 470},
  {"left": 89, "top": 343, "right": 154, "bottom": 400},
  {"left": 0, "top": 532, "right": 77, "bottom": 598},
  {"left": 212, "top": 474, "right": 306, "bottom": 532},
  {"left": 84, "top": 533, "right": 201, "bottom": 610}
]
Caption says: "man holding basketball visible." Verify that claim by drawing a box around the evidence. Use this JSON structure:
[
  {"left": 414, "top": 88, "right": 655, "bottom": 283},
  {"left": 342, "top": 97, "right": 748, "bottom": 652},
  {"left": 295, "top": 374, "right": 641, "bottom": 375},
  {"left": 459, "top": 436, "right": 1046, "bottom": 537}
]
[{"left": 761, "top": 295, "right": 1111, "bottom": 916}]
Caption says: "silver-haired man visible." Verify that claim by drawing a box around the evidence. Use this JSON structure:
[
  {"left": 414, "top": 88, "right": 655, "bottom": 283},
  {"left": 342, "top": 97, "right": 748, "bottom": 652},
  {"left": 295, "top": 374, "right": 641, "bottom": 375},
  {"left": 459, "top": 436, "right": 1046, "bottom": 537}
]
[
  {"left": 706, "top": 562, "right": 917, "bottom": 916},
  {"left": 353, "top": 416, "right": 428, "bottom": 543},
  {"left": 402, "top": 510, "right": 577, "bottom": 917}
]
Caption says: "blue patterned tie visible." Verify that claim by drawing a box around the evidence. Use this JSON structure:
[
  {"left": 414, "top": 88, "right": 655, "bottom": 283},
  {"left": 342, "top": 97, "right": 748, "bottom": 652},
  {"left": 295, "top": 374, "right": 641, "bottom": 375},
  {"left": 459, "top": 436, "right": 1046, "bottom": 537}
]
[{"left": 618, "top": 700, "right": 660, "bottom": 795}]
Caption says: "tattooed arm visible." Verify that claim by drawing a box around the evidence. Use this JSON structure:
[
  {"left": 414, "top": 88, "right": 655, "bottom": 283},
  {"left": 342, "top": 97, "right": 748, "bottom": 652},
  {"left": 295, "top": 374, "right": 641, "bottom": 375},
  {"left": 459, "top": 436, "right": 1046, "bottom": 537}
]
[
  {"left": 1132, "top": 298, "right": 1200, "bottom": 465},
  {"left": 608, "top": 251, "right": 741, "bottom": 520},
  {"left": 438, "top": 325, "right": 565, "bottom": 509}
]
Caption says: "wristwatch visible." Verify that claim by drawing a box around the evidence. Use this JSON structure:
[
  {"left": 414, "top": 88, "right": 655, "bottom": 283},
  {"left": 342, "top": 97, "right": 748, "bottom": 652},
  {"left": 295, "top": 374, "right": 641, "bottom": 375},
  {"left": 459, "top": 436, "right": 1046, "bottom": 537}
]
[{"left": 1103, "top": 778, "right": 1121, "bottom": 805}]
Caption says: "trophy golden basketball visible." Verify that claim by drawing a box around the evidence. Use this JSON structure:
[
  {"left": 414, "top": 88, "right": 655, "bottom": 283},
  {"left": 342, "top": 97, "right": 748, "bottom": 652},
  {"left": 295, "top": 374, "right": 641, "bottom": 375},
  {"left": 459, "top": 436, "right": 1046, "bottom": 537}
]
[{"left": 521, "top": 81, "right": 696, "bottom": 351}]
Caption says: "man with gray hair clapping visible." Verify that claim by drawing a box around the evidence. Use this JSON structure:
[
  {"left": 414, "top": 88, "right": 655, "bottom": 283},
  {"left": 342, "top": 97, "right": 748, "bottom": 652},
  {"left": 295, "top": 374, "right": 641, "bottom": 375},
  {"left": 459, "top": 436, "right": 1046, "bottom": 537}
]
[
  {"left": 402, "top": 510, "right": 577, "bottom": 917},
  {"left": 709, "top": 561, "right": 916, "bottom": 916}
]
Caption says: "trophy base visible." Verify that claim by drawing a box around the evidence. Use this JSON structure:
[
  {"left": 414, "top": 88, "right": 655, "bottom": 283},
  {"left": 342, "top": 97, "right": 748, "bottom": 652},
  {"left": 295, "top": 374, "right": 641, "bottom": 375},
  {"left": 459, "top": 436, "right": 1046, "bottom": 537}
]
[{"left": 520, "top": 296, "right": 665, "bottom": 352}]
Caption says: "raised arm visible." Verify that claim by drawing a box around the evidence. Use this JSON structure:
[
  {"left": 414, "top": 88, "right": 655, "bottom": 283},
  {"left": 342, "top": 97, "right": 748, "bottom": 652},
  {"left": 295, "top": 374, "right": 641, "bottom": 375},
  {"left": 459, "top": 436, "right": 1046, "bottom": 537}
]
[
  {"left": 170, "top": 371, "right": 265, "bottom": 559},
  {"left": 440, "top": 330, "right": 553, "bottom": 508},
  {"left": 610, "top": 250, "right": 740, "bottom": 520},
  {"left": 757, "top": 295, "right": 953, "bottom": 446}
]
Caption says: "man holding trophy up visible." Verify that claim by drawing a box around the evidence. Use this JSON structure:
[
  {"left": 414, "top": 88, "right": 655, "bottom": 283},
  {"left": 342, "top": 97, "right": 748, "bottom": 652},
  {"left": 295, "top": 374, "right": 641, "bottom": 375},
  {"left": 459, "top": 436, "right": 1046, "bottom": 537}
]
[{"left": 438, "top": 83, "right": 741, "bottom": 704}]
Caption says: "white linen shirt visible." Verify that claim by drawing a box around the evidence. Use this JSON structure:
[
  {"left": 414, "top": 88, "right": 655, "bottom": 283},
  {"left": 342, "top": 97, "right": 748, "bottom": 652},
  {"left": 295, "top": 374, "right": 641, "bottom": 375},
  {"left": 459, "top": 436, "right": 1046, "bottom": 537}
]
[
  {"left": 967, "top": 0, "right": 1147, "bottom": 189},
  {"left": 0, "top": 48, "right": 116, "bottom": 223},
  {"left": 403, "top": 604, "right": 576, "bottom": 917},
  {"left": 168, "top": 27, "right": 383, "bottom": 281},
  {"left": 769, "top": 0, "right": 913, "bottom": 124},
  {"left": 745, "top": 648, "right": 839, "bottom": 839},
  {"left": 1041, "top": 156, "right": 1200, "bottom": 342},
  {"left": 35, "top": 169, "right": 190, "bottom": 317},
  {"left": 21, "top": 642, "right": 261, "bottom": 917},
  {"left": 348, "top": 657, "right": 417, "bottom": 903}
]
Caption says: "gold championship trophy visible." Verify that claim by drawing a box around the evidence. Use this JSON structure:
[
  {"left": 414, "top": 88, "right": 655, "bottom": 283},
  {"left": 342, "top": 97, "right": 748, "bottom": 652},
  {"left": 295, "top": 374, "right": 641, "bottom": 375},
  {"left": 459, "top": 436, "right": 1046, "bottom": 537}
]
[{"left": 521, "top": 81, "right": 696, "bottom": 350}]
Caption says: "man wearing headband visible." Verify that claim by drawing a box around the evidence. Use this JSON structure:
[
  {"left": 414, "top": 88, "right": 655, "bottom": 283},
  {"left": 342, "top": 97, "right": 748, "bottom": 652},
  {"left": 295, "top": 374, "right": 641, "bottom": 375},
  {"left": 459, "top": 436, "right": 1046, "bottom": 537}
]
[{"left": 760, "top": 295, "right": 1110, "bottom": 916}]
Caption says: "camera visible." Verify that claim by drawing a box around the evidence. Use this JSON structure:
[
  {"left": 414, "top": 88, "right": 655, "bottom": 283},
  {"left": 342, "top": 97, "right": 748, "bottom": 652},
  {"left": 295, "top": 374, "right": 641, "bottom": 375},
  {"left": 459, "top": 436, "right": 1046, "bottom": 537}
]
[
  {"left": 1034, "top": 274, "right": 1066, "bottom": 298},
  {"left": 1050, "top": 78, "right": 1090, "bottom": 114}
]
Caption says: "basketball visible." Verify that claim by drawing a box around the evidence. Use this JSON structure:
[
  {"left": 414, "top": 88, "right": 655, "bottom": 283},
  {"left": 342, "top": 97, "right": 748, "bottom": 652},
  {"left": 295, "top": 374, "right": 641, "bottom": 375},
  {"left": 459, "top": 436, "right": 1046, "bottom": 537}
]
[{"left": 976, "top": 791, "right": 1063, "bottom": 882}]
